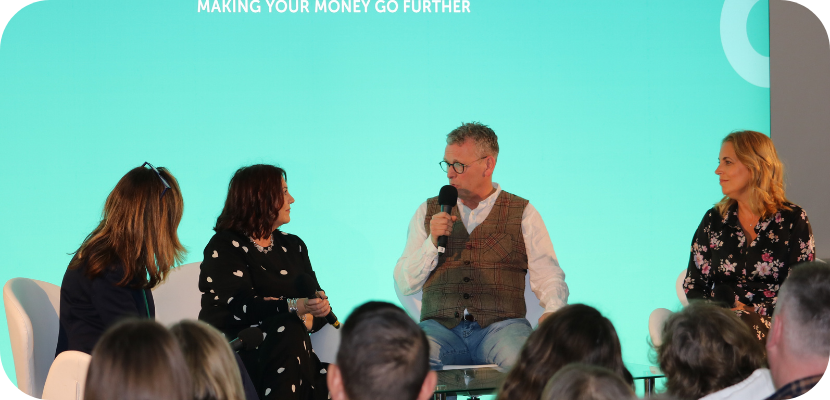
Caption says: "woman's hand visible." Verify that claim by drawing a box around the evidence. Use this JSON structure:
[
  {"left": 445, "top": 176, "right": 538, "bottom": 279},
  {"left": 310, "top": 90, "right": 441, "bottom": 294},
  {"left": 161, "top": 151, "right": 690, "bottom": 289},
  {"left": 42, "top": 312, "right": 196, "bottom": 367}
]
[{"left": 299, "top": 293, "right": 331, "bottom": 318}]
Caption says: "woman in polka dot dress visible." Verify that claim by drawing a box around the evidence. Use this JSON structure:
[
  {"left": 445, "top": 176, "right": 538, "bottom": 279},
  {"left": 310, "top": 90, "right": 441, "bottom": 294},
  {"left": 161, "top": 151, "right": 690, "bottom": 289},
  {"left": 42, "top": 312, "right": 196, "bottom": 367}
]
[{"left": 198, "top": 164, "right": 331, "bottom": 400}]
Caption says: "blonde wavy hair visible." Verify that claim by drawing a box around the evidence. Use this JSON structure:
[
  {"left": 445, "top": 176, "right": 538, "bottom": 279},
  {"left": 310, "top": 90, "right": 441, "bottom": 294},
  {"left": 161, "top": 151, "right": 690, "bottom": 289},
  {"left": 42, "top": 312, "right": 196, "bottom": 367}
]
[
  {"left": 171, "top": 320, "right": 246, "bottom": 400},
  {"left": 715, "top": 130, "right": 790, "bottom": 219}
]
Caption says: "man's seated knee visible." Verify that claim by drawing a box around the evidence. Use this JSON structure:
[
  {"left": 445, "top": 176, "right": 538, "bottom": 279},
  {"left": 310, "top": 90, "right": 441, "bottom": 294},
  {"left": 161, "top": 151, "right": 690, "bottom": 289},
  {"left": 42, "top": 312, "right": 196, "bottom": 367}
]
[{"left": 327, "top": 302, "right": 438, "bottom": 400}]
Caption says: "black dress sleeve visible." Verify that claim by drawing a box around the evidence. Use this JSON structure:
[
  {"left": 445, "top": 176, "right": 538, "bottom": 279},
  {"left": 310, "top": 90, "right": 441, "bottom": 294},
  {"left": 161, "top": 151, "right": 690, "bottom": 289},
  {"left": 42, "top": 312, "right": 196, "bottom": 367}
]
[
  {"left": 199, "top": 235, "right": 287, "bottom": 331},
  {"left": 293, "top": 236, "right": 329, "bottom": 333},
  {"left": 684, "top": 210, "right": 715, "bottom": 301}
]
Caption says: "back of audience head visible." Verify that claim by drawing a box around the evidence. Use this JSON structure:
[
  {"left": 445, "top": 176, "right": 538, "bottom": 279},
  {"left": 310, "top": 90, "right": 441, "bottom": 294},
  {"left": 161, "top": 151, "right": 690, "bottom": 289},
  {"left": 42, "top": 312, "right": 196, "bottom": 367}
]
[
  {"left": 541, "top": 364, "right": 636, "bottom": 400},
  {"left": 328, "top": 301, "right": 436, "bottom": 400},
  {"left": 85, "top": 319, "right": 192, "bottom": 400},
  {"left": 657, "top": 301, "right": 765, "bottom": 400},
  {"left": 170, "top": 320, "right": 246, "bottom": 400},
  {"left": 497, "top": 304, "right": 633, "bottom": 400},
  {"left": 767, "top": 261, "right": 830, "bottom": 387}
]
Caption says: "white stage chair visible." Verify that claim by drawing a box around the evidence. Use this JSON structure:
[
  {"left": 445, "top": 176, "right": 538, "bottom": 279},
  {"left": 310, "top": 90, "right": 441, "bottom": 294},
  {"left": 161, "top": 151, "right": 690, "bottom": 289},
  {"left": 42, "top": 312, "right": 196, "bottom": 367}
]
[
  {"left": 648, "top": 270, "right": 688, "bottom": 346},
  {"left": 41, "top": 350, "right": 90, "bottom": 400},
  {"left": 3, "top": 278, "right": 62, "bottom": 398}
]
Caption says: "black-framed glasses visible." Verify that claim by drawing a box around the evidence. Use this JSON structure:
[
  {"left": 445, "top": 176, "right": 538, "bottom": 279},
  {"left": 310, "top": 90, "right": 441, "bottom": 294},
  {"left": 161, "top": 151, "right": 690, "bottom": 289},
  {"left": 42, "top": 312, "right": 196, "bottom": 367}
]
[
  {"left": 439, "top": 157, "right": 487, "bottom": 174},
  {"left": 142, "top": 162, "right": 171, "bottom": 198}
]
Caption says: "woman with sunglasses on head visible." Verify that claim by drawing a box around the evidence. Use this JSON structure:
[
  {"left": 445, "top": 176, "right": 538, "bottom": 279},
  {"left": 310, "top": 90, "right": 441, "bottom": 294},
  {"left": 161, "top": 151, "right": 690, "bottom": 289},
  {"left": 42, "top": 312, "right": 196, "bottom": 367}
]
[
  {"left": 198, "top": 164, "right": 331, "bottom": 400},
  {"left": 56, "top": 162, "right": 185, "bottom": 356},
  {"left": 684, "top": 130, "right": 815, "bottom": 342}
]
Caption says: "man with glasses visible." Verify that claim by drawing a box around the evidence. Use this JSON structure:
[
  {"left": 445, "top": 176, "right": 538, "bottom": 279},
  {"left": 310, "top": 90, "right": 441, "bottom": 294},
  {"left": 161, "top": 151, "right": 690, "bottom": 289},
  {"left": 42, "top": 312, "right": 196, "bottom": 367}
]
[{"left": 393, "top": 122, "right": 568, "bottom": 369}]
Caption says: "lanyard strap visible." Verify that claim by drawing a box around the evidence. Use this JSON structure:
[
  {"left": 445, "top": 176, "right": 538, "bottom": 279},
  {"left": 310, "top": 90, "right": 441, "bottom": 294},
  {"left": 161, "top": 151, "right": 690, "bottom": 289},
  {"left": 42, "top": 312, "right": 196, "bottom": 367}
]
[{"left": 142, "top": 290, "right": 151, "bottom": 318}]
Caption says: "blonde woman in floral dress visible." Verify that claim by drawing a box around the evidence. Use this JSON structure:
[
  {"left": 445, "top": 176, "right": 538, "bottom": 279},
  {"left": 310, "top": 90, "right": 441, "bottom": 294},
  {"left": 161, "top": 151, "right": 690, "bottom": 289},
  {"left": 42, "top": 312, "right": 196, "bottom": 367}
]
[{"left": 684, "top": 131, "right": 815, "bottom": 343}]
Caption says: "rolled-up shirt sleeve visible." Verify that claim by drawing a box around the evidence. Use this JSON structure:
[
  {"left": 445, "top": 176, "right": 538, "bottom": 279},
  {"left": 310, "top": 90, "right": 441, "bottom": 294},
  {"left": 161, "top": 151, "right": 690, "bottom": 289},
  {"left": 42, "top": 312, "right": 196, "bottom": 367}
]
[
  {"left": 523, "top": 203, "right": 569, "bottom": 313},
  {"left": 393, "top": 202, "right": 440, "bottom": 295}
]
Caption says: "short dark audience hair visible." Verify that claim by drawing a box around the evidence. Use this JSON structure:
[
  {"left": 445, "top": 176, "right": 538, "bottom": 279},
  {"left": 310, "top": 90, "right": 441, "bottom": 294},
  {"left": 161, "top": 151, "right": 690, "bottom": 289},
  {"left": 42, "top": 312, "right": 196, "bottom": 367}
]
[
  {"left": 336, "top": 301, "right": 430, "bottom": 400},
  {"left": 657, "top": 301, "right": 766, "bottom": 400},
  {"left": 215, "top": 164, "right": 287, "bottom": 239},
  {"left": 85, "top": 319, "right": 192, "bottom": 400},
  {"left": 542, "top": 363, "right": 636, "bottom": 400},
  {"left": 497, "top": 304, "right": 633, "bottom": 400}
]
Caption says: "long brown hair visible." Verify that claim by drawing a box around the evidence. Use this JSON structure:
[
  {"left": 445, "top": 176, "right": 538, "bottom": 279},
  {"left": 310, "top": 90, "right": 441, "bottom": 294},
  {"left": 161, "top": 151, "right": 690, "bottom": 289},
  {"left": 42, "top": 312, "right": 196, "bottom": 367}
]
[
  {"left": 496, "top": 304, "right": 633, "bottom": 400},
  {"left": 657, "top": 302, "right": 766, "bottom": 400},
  {"left": 85, "top": 319, "right": 193, "bottom": 400},
  {"left": 715, "top": 130, "right": 790, "bottom": 219},
  {"left": 214, "top": 164, "right": 287, "bottom": 239},
  {"left": 170, "top": 320, "right": 246, "bottom": 400},
  {"left": 69, "top": 165, "right": 185, "bottom": 288}
]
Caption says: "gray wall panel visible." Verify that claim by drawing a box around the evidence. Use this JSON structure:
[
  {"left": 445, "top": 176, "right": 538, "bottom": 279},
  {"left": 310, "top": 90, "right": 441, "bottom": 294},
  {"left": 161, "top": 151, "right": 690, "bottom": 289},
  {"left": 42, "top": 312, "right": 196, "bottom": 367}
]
[{"left": 771, "top": 0, "right": 830, "bottom": 259}]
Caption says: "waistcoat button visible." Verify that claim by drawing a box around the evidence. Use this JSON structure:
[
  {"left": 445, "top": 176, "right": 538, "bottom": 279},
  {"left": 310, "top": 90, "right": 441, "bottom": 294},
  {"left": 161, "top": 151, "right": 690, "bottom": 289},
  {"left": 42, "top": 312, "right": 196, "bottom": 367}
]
[
  {"left": 464, "top": 261, "right": 471, "bottom": 265},
  {"left": 463, "top": 277, "right": 471, "bottom": 282},
  {"left": 463, "top": 293, "right": 470, "bottom": 299}
]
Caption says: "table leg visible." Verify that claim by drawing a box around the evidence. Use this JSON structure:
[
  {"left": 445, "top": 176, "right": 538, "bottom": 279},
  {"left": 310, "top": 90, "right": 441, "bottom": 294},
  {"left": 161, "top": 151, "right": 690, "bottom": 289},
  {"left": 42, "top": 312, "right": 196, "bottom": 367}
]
[{"left": 644, "top": 378, "right": 655, "bottom": 397}]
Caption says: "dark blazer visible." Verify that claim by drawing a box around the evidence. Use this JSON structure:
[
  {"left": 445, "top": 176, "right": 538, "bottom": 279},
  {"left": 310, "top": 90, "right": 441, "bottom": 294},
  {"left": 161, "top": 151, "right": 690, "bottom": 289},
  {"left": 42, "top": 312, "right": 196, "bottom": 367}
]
[{"left": 56, "top": 261, "right": 154, "bottom": 356}]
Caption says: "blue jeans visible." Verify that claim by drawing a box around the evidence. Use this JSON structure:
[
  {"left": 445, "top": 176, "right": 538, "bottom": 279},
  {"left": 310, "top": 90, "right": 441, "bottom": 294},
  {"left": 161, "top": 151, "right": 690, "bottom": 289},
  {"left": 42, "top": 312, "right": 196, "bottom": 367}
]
[{"left": 418, "top": 318, "right": 532, "bottom": 369}]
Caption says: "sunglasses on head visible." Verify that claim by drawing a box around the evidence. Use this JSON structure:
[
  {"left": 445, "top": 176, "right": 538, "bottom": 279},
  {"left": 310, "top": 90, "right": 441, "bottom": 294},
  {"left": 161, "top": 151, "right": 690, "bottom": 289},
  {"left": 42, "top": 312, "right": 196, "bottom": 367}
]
[{"left": 142, "top": 162, "right": 171, "bottom": 198}]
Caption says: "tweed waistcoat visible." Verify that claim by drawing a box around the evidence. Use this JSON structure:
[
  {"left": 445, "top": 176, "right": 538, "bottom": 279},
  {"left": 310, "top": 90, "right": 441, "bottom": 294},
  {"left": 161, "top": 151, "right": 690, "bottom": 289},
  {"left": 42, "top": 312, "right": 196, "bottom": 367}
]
[{"left": 421, "top": 190, "right": 529, "bottom": 329}]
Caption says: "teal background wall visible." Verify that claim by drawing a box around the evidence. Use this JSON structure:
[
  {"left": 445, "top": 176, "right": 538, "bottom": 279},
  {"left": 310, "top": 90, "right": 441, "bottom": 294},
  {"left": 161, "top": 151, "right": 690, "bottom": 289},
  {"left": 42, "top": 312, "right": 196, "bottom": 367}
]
[{"left": 0, "top": 0, "right": 770, "bottom": 389}]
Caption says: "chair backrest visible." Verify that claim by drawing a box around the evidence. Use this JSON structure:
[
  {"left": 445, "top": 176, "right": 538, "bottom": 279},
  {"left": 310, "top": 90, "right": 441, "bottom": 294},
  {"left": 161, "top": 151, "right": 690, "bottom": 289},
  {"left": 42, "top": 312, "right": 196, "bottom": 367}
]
[
  {"left": 3, "top": 278, "right": 62, "bottom": 398},
  {"left": 395, "top": 274, "right": 546, "bottom": 328},
  {"left": 152, "top": 262, "right": 203, "bottom": 325},
  {"left": 648, "top": 308, "right": 672, "bottom": 347},
  {"left": 676, "top": 270, "right": 689, "bottom": 307},
  {"left": 41, "top": 350, "right": 91, "bottom": 400}
]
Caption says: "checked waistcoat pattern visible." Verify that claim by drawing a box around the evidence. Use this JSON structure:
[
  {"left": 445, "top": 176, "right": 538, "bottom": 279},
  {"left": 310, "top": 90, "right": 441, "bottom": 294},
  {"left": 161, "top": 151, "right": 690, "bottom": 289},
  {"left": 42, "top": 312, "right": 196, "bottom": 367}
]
[{"left": 421, "top": 190, "right": 529, "bottom": 329}]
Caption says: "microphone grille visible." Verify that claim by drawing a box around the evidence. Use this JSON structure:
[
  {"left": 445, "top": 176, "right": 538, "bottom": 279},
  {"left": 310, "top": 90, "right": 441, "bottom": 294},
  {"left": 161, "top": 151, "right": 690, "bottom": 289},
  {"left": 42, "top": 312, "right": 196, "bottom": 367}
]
[{"left": 438, "top": 185, "right": 458, "bottom": 205}]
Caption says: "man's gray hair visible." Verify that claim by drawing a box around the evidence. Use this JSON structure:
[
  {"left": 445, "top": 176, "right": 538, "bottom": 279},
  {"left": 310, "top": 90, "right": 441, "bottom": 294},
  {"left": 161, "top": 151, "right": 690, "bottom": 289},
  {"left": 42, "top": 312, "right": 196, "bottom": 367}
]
[
  {"left": 776, "top": 261, "right": 830, "bottom": 356},
  {"left": 446, "top": 122, "right": 499, "bottom": 160}
]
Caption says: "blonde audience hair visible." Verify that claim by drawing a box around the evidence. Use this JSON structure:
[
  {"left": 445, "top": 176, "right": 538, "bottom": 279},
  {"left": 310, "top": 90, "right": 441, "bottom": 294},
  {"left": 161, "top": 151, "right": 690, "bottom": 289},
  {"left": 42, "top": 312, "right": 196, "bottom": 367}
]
[
  {"left": 170, "top": 320, "right": 246, "bottom": 400},
  {"left": 715, "top": 130, "right": 790, "bottom": 219},
  {"left": 85, "top": 319, "right": 192, "bottom": 400}
]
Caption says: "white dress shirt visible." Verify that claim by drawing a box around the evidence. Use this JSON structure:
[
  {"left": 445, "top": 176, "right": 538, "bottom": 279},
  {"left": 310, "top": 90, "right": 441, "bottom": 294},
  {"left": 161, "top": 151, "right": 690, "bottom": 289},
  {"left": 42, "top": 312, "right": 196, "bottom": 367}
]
[
  {"left": 393, "top": 183, "right": 569, "bottom": 313},
  {"left": 698, "top": 369, "right": 775, "bottom": 400}
]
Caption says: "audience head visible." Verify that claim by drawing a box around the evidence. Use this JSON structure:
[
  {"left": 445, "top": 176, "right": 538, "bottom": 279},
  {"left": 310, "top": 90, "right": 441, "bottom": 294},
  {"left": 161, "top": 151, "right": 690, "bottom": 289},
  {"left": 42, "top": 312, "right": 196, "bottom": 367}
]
[
  {"left": 767, "top": 261, "right": 830, "bottom": 387},
  {"left": 541, "top": 364, "right": 636, "bottom": 400},
  {"left": 657, "top": 301, "right": 766, "bottom": 400},
  {"left": 70, "top": 163, "right": 185, "bottom": 289},
  {"left": 328, "top": 301, "right": 436, "bottom": 400},
  {"left": 85, "top": 319, "right": 192, "bottom": 400},
  {"left": 715, "top": 130, "right": 788, "bottom": 219},
  {"left": 497, "top": 304, "right": 632, "bottom": 400},
  {"left": 214, "top": 164, "right": 289, "bottom": 239},
  {"left": 446, "top": 121, "right": 499, "bottom": 160},
  {"left": 170, "top": 320, "right": 246, "bottom": 400}
]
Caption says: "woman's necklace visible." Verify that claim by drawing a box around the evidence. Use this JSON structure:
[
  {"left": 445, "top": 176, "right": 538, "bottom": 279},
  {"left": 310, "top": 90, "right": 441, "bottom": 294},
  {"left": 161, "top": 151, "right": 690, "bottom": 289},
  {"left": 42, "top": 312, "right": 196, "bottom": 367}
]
[{"left": 248, "top": 234, "right": 274, "bottom": 253}]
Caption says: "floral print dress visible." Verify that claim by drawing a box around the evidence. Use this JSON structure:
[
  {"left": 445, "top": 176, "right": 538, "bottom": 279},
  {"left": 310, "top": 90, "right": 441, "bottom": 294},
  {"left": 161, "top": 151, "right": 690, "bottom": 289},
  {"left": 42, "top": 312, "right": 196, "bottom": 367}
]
[{"left": 684, "top": 203, "right": 815, "bottom": 341}]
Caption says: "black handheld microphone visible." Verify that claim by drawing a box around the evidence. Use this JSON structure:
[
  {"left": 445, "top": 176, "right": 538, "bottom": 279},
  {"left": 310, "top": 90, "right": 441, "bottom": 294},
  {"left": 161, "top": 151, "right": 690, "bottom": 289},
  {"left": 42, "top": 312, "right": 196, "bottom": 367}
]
[
  {"left": 229, "top": 327, "right": 264, "bottom": 352},
  {"left": 295, "top": 273, "right": 340, "bottom": 329},
  {"left": 437, "top": 185, "right": 458, "bottom": 253}
]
